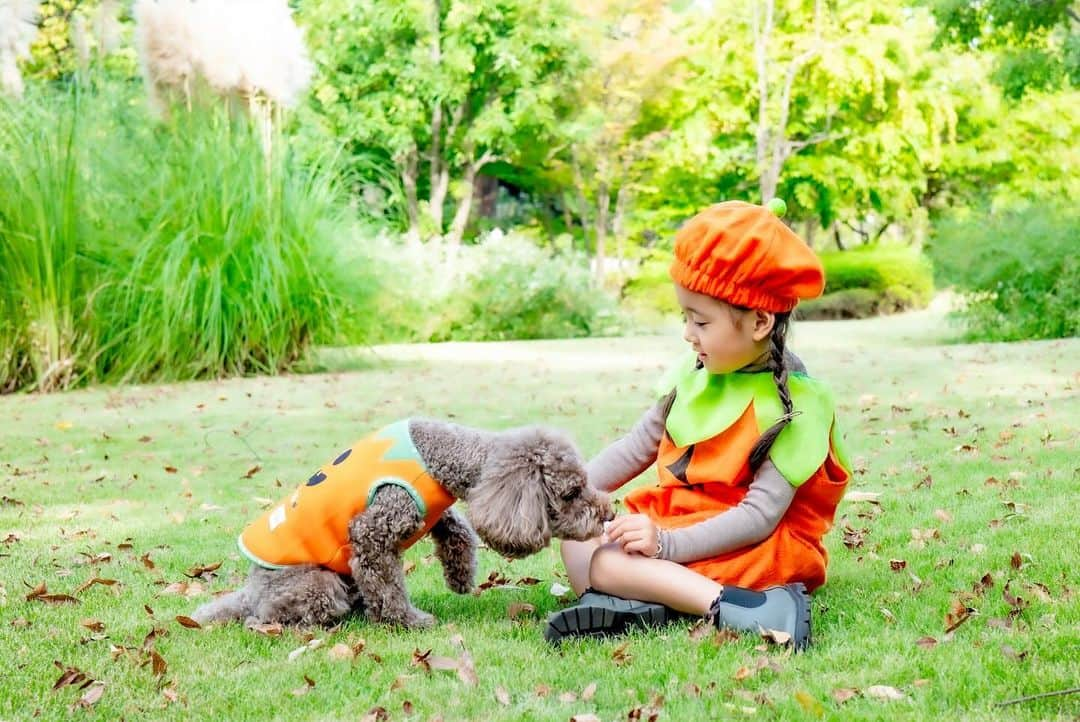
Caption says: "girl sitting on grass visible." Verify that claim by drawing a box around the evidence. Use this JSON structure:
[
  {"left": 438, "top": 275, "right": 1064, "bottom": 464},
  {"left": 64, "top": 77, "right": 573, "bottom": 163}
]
[{"left": 546, "top": 200, "right": 851, "bottom": 650}]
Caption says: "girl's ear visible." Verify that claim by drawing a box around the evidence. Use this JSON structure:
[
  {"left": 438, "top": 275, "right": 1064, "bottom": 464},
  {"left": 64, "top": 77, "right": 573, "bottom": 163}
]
[{"left": 751, "top": 310, "right": 776, "bottom": 342}]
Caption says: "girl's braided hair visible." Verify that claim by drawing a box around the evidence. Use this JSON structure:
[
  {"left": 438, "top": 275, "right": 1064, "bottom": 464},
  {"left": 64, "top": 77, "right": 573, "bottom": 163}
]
[
  {"left": 747, "top": 311, "right": 793, "bottom": 473},
  {"left": 662, "top": 310, "right": 795, "bottom": 475}
]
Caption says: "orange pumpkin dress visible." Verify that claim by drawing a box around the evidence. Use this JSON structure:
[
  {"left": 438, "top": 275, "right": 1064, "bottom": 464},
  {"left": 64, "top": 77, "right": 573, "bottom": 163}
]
[{"left": 624, "top": 355, "right": 850, "bottom": 591}]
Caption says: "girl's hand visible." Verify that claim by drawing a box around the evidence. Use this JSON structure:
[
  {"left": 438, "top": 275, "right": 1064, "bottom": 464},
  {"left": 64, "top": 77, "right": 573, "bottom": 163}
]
[{"left": 603, "top": 514, "right": 661, "bottom": 557}]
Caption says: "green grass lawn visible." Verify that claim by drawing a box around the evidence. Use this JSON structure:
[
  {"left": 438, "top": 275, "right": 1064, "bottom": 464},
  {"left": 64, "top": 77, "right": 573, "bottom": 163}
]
[{"left": 2, "top": 309, "right": 1077, "bottom": 721}]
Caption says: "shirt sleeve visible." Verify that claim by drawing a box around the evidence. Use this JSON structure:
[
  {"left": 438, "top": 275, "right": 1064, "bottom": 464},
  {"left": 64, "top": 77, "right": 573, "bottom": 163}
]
[
  {"left": 657, "top": 459, "right": 796, "bottom": 563},
  {"left": 585, "top": 401, "right": 666, "bottom": 493}
]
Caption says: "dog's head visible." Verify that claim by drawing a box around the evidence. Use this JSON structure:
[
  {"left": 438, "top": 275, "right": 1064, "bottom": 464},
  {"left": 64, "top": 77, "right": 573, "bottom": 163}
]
[{"left": 466, "top": 426, "right": 613, "bottom": 558}]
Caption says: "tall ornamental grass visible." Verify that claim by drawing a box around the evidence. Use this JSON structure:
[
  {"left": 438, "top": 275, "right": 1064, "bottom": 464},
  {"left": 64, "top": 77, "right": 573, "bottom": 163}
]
[
  {"left": 90, "top": 107, "right": 359, "bottom": 382},
  {"left": 0, "top": 88, "right": 91, "bottom": 391},
  {"left": 0, "top": 83, "right": 378, "bottom": 392}
]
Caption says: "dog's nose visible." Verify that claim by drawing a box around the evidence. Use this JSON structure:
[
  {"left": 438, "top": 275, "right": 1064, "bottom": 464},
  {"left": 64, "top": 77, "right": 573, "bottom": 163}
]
[{"left": 602, "top": 507, "right": 616, "bottom": 523}]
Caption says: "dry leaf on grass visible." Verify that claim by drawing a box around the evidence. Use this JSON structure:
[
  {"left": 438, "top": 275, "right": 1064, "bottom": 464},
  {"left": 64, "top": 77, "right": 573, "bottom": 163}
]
[
  {"left": 327, "top": 643, "right": 355, "bottom": 661},
  {"left": 361, "top": 706, "right": 389, "bottom": 721},
  {"left": 495, "top": 686, "right": 511, "bottom": 705},
  {"left": 794, "top": 690, "right": 824, "bottom": 716},
  {"left": 832, "top": 688, "right": 859, "bottom": 704},
  {"left": 865, "top": 685, "right": 906, "bottom": 701},
  {"left": 27, "top": 586, "right": 79, "bottom": 604},
  {"left": 70, "top": 682, "right": 105, "bottom": 710},
  {"left": 288, "top": 638, "right": 323, "bottom": 661},
  {"left": 291, "top": 675, "right": 315, "bottom": 696},
  {"left": 581, "top": 682, "right": 597, "bottom": 700},
  {"left": 184, "top": 561, "right": 222, "bottom": 579},
  {"left": 570, "top": 715, "right": 602, "bottom": 722},
  {"left": 507, "top": 602, "right": 535, "bottom": 620},
  {"left": 175, "top": 615, "right": 202, "bottom": 629}
]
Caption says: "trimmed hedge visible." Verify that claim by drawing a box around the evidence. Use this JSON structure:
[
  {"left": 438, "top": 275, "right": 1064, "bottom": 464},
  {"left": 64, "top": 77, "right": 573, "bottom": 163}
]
[{"left": 800, "top": 245, "right": 934, "bottom": 320}]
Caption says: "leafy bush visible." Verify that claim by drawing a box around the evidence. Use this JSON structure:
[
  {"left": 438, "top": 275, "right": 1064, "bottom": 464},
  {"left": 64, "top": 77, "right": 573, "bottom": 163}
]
[
  {"left": 928, "top": 205, "right": 1079, "bottom": 341},
  {"left": 369, "top": 232, "right": 622, "bottom": 343}
]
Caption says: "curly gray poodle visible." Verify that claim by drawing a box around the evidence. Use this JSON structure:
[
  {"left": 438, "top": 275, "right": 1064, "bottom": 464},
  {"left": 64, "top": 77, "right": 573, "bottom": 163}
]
[{"left": 192, "top": 418, "right": 613, "bottom": 628}]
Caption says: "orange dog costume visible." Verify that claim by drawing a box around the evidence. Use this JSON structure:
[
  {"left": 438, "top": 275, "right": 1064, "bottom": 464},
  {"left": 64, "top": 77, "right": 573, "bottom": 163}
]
[{"left": 238, "top": 419, "right": 455, "bottom": 574}]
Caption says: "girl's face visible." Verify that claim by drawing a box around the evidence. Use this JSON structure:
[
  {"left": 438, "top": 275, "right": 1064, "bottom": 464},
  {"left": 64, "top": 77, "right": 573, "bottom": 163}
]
[{"left": 675, "top": 284, "right": 775, "bottom": 374}]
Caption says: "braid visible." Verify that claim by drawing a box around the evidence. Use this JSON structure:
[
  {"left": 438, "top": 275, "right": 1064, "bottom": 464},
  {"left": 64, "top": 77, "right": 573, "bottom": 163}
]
[{"left": 748, "top": 313, "right": 793, "bottom": 473}]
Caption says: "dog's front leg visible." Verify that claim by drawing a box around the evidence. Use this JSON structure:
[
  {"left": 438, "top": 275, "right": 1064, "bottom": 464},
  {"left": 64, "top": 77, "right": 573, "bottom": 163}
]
[
  {"left": 430, "top": 507, "right": 478, "bottom": 594},
  {"left": 347, "top": 485, "right": 434, "bottom": 628}
]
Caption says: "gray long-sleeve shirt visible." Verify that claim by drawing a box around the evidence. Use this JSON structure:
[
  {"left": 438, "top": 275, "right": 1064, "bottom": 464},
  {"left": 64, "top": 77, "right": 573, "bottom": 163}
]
[{"left": 588, "top": 396, "right": 797, "bottom": 564}]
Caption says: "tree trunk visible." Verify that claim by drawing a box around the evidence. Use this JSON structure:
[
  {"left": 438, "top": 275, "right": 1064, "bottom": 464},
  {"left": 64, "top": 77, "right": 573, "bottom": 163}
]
[
  {"left": 476, "top": 174, "right": 499, "bottom": 218},
  {"left": 447, "top": 154, "right": 494, "bottom": 246},
  {"left": 400, "top": 146, "right": 421, "bottom": 242},
  {"left": 594, "top": 182, "right": 610, "bottom": 284},
  {"left": 613, "top": 183, "right": 631, "bottom": 268}
]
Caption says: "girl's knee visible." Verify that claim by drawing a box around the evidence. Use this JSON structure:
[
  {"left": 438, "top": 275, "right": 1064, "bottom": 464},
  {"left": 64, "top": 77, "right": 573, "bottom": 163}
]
[{"left": 587, "top": 544, "right": 627, "bottom": 590}]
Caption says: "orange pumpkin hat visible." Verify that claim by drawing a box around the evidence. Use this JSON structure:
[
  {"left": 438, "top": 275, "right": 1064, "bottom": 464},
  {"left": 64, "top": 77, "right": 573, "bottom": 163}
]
[{"left": 669, "top": 201, "right": 825, "bottom": 313}]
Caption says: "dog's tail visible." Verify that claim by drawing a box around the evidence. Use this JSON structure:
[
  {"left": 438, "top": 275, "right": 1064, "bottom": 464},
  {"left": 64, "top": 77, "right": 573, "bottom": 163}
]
[{"left": 191, "top": 585, "right": 252, "bottom": 625}]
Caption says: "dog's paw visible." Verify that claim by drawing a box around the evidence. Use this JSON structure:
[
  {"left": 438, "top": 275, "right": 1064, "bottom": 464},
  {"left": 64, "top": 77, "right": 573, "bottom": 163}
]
[
  {"left": 445, "top": 575, "right": 474, "bottom": 595},
  {"left": 403, "top": 607, "right": 437, "bottom": 629}
]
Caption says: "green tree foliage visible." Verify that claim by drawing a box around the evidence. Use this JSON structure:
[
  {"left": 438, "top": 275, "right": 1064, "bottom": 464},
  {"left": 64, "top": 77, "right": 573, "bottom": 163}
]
[
  {"left": 297, "top": 0, "right": 585, "bottom": 245},
  {"left": 927, "top": 0, "right": 1079, "bottom": 98}
]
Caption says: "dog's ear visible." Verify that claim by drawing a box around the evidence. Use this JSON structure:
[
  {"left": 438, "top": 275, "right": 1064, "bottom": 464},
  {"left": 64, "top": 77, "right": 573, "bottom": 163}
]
[{"left": 465, "top": 434, "right": 552, "bottom": 558}]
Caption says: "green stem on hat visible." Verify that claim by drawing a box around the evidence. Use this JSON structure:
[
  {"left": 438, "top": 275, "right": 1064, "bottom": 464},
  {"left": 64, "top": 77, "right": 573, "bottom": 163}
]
[{"left": 766, "top": 198, "right": 787, "bottom": 217}]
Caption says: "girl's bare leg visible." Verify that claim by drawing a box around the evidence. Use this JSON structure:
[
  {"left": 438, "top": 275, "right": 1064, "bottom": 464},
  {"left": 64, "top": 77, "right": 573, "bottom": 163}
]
[
  {"left": 559, "top": 538, "right": 602, "bottom": 596},
  {"left": 588, "top": 543, "right": 722, "bottom": 615}
]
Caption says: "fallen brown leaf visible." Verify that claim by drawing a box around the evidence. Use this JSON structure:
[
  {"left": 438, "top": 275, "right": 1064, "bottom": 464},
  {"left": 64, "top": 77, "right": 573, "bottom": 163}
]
[
  {"left": 558, "top": 692, "right": 578, "bottom": 703},
  {"left": 1010, "top": 552, "right": 1023, "bottom": 569},
  {"left": 70, "top": 682, "right": 105, "bottom": 710},
  {"left": 291, "top": 675, "right": 316, "bottom": 696},
  {"left": 80, "top": 619, "right": 105, "bottom": 633},
  {"left": 611, "top": 642, "right": 632, "bottom": 666},
  {"left": 75, "top": 577, "right": 118, "bottom": 594},
  {"left": 360, "top": 707, "right": 389, "bottom": 722},
  {"left": 52, "top": 662, "right": 90, "bottom": 691},
  {"left": 570, "top": 715, "right": 602, "bottom": 722},
  {"left": 889, "top": 559, "right": 907, "bottom": 571},
  {"left": 175, "top": 615, "right": 202, "bottom": 629},
  {"left": 915, "top": 636, "right": 938, "bottom": 649},
  {"left": 149, "top": 650, "right": 167, "bottom": 677},
  {"left": 495, "top": 686, "right": 511, "bottom": 705},
  {"left": 507, "top": 602, "right": 535, "bottom": 620},
  {"left": 865, "top": 685, "right": 905, "bottom": 701},
  {"left": 581, "top": 682, "right": 597, "bottom": 700},
  {"left": 184, "top": 561, "right": 222, "bottom": 579},
  {"left": 242, "top": 465, "right": 262, "bottom": 479},
  {"left": 832, "top": 688, "right": 859, "bottom": 704},
  {"left": 760, "top": 627, "right": 792, "bottom": 646},
  {"left": 246, "top": 622, "right": 283, "bottom": 636},
  {"left": 794, "top": 690, "right": 824, "bottom": 716},
  {"left": 327, "top": 643, "right": 355, "bottom": 661}
]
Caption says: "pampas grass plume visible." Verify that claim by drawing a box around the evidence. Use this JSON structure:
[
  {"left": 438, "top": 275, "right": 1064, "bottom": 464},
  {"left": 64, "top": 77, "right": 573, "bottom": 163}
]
[
  {"left": 134, "top": 0, "right": 312, "bottom": 111},
  {"left": 0, "top": 0, "right": 41, "bottom": 97}
]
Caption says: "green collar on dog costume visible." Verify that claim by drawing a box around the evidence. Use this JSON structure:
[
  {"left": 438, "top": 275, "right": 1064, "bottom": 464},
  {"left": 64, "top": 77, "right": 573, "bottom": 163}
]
[{"left": 656, "top": 352, "right": 850, "bottom": 486}]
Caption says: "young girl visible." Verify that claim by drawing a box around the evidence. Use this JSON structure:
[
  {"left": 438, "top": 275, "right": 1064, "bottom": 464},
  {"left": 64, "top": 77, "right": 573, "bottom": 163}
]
[{"left": 546, "top": 200, "right": 850, "bottom": 650}]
